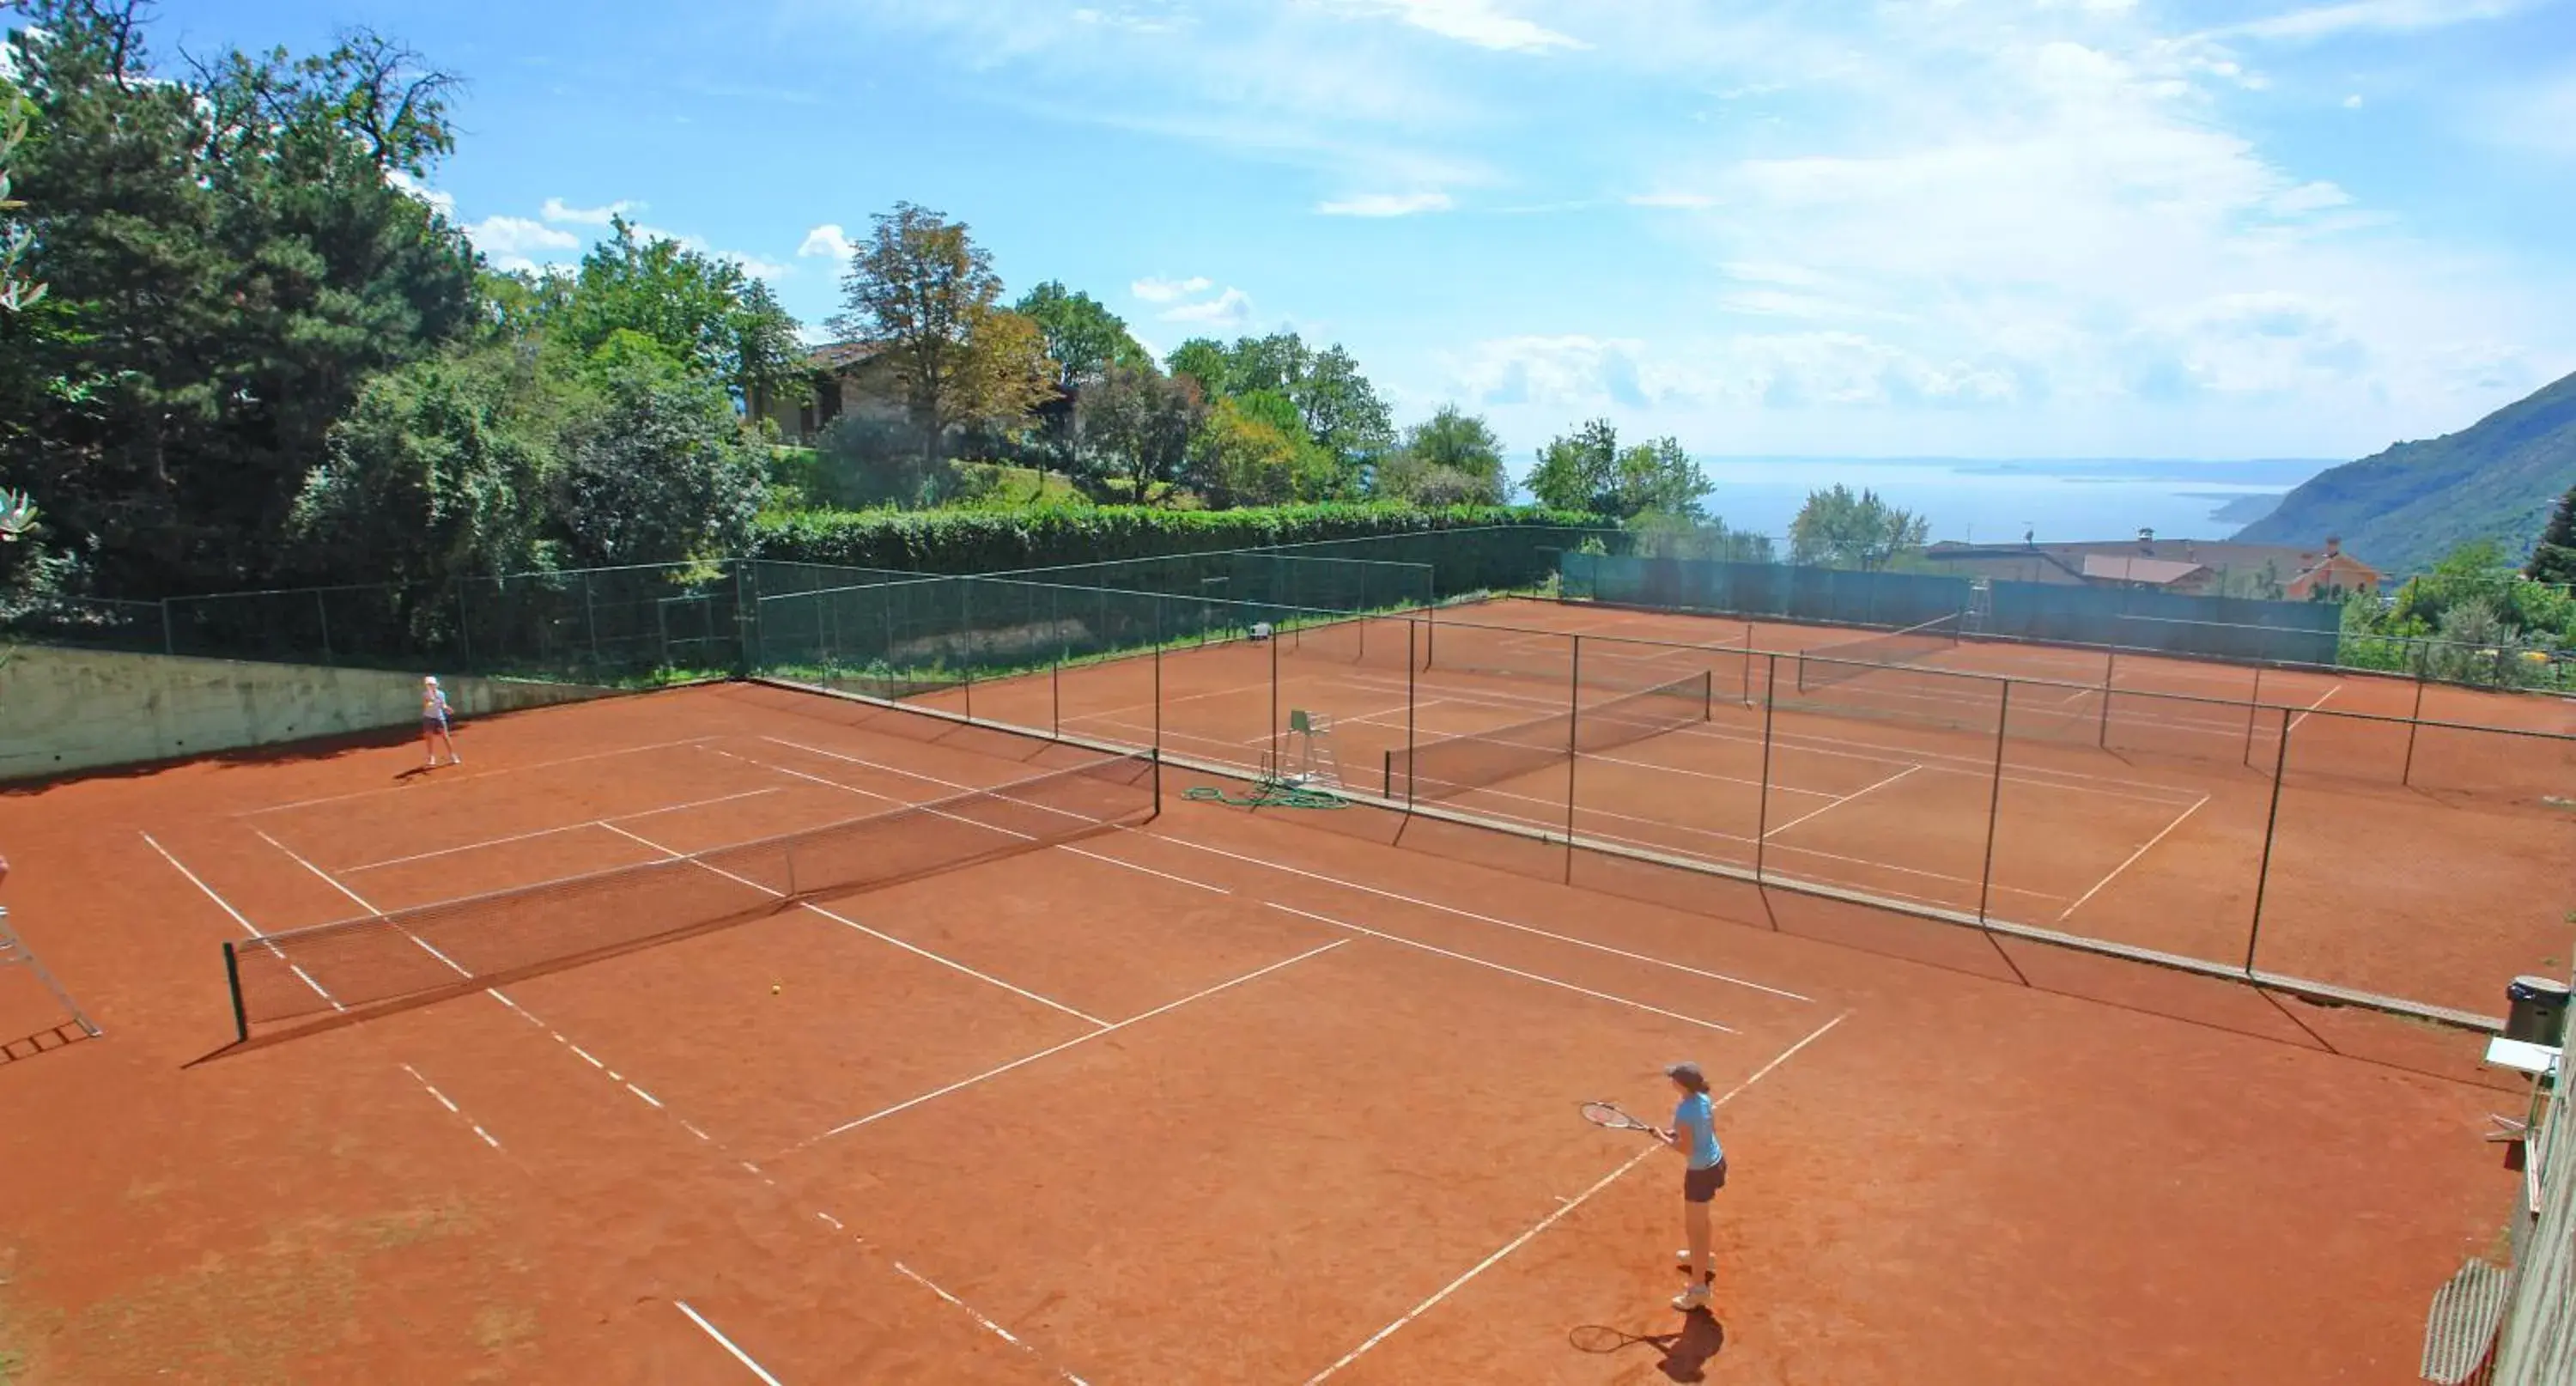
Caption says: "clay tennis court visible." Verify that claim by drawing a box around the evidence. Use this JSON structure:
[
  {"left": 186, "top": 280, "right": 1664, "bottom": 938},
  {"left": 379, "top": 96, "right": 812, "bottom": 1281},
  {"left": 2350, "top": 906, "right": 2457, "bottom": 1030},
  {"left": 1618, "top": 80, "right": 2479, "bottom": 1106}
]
[
  {"left": 983, "top": 597, "right": 2572, "bottom": 1024},
  {"left": 0, "top": 675, "right": 2543, "bottom": 1382}
]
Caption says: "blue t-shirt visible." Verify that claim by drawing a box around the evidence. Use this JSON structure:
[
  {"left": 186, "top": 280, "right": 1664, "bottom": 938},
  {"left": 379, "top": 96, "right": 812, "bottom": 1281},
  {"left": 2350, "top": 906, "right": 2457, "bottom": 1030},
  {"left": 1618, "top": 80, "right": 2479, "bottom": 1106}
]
[{"left": 1673, "top": 1092, "right": 1722, "bottom": 1170}]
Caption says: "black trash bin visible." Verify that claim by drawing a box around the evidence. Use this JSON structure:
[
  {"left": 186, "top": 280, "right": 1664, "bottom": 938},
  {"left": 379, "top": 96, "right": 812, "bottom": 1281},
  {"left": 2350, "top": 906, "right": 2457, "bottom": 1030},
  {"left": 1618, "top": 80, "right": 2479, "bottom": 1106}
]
[{"left": 2504, "top": 975, "right": 2571, "bottom": 1046}]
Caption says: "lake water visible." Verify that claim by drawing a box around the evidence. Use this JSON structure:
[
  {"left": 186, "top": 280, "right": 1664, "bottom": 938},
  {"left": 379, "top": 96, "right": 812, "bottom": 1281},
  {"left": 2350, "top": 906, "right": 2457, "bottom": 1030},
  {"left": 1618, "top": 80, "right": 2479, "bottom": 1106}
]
[{"left": 1649, "top": 457, "right": 2331, "bottom": 547}]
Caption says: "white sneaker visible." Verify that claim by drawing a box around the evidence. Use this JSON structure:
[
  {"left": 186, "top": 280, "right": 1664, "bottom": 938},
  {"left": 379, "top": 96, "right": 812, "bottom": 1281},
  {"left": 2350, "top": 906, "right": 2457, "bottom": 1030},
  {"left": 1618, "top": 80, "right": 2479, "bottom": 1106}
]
[{"left": 1671, "top": 1282, "right": 1710, "bottom": 1313}]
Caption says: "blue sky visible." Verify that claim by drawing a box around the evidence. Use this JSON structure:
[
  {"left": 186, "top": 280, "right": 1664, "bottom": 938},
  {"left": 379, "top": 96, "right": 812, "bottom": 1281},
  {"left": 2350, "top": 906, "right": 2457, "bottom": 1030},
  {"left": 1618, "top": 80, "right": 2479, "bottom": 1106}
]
[{"left": 158, "top": 0, "right": 2576, "bottom": 463}]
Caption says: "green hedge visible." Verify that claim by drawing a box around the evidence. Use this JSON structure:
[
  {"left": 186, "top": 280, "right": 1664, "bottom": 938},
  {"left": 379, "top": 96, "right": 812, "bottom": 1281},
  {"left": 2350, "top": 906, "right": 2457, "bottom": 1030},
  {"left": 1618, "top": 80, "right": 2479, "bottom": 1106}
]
[{"left": 750, "top": 504, "right": 1607, "bottom": 582}]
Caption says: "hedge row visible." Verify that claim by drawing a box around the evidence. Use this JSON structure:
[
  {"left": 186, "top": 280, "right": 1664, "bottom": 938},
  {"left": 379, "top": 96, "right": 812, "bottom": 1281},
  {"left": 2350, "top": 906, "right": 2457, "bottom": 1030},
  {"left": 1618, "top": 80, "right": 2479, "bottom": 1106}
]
[{"left": 750, "top": 503, "right": 1609, "bottom": 585}]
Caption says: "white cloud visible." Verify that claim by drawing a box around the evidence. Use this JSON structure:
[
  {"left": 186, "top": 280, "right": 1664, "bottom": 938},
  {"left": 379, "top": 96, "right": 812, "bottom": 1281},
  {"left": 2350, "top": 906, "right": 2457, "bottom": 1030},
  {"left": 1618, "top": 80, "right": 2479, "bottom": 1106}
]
[
  {"left": 2343, "top": 92, "right": 2365, "bottom": 107},
  {"left": 2269, "top": 180, "right": 2353, "bottom": 215},
  {"left": 466, "top": 216, "right": 580, "bottom": 259},
  {"left": 799, "top": 223, "right": 857, "bottom": 260},
  {"left": 2210, "top": 0, "right": 2530, "bottom": 43},
  {"left": 1627, "top": 191, "right": 1718, "bottom": 209},
  {"left": 1162, "top": 287, "right": 1255, "bottom": 326},
  {"left": 1314, "top": 0, "right": 1586, "bottom": 54},
  {"left": 1315, "top": 191, "right": 1455, "bottom": 216},
  {"left": 1131, "top": 275, "right": 1214, "bottom": 302},
  {"left": 386, "top": 171, "right": 457, "bottom": 220},
  {"left": 541, "top": 198, "right": 641, "bottom": 225}
]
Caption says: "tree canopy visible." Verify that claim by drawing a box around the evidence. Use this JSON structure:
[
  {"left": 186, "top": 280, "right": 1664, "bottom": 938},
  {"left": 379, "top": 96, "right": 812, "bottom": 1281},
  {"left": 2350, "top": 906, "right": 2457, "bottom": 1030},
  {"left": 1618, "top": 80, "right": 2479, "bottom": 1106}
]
[
  {"left": 1788, "top": 485, "right": 1928, "bottom": 570},
  {"left": 830, "top": 201, "right": 1054, "bottom": 466},
  {"left": 1522, "top": 419, "right": 1711, "bottom": 520}
]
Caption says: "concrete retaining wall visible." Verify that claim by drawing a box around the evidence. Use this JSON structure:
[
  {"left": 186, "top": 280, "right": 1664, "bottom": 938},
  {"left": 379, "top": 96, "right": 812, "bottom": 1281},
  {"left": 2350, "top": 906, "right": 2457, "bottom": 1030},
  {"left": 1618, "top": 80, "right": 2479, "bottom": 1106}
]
[{"left": 0, "top": 645, "right": 613, "bottom": 781}]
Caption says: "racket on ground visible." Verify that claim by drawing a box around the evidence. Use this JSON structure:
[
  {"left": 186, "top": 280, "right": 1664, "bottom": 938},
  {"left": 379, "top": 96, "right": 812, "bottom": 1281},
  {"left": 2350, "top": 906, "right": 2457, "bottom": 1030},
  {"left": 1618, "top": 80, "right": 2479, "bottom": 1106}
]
[
  {"left": 1580, "top": 1101, "right": 1663, "bottom": 1137},
  {"left": 1568, "top": 1324, "right": 1670, "bottom": 1354}
]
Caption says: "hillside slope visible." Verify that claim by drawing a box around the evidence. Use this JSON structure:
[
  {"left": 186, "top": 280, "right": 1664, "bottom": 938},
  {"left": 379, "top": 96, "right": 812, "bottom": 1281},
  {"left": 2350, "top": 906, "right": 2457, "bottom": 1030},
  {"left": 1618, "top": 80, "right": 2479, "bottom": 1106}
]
[{"left": 2235, "top": 370, "right": 2576, "bottom": 574}]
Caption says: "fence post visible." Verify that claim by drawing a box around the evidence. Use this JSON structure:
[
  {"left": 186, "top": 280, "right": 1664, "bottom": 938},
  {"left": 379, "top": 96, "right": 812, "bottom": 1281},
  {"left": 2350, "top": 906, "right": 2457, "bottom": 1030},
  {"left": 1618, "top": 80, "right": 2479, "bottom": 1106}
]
[
  {"left": 2097, "top": 652, "right": 2115, "bottom": 748},
  {"left": 455, "top": 580, "right": 474, "bottom": 671},
  {"left": 2244, "top": 706, "right": 2293, "bottom": 978},
  {"left": 1565, "top": 635, "right": 1583, "bottom": 847},
  {"left": 2401, "top": 678, "right": 2427, "bottom": 787},
  {"left": 160, "top": 599, "right": 175, "bottom": 656},
  {"left": 1755, "top": 654, "right": 1778, "bottom": 882},
  {"left": 1153, "top": 641, "right": 1163, "bottom": 757},
  {"left": 961, "top": 581, "right": 975, "bottom": 723},
  {"left": 314, "top": 590, "right": 333, "bottom": 666},
  {"left": 1978, "top": 683, "right": 2012, "bottom": 923},
  {"left": 582, "top": 569, "right": 599, "bottom": 672},
  {"left": 2242, "top": 665, "right": 2264, "bottom": 767},
  {"left": 1406, "top": 618, "right": 1419, "bottom": 808}
]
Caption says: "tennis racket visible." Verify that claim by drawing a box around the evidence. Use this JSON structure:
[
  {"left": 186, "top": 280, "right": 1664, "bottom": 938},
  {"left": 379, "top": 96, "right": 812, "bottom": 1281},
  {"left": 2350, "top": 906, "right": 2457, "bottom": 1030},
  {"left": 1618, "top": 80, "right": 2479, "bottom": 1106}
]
[{"left": 1580, "top": 1101, "right": 1665, "bottom": 1138}]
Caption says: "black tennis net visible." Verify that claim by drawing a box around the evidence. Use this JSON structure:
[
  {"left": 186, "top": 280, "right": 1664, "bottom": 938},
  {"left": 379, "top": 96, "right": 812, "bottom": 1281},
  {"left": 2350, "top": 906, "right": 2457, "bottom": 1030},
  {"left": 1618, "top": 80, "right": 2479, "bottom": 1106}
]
[
  {"left": 1796, "top": 614, "right": 1960, "bottom": 692},
  {"left": 222, "top": 752, "right": 1157, "bottom": 1036},
  {"left": 1385, "top": 671, "right": 1712, "bottom": 802}
]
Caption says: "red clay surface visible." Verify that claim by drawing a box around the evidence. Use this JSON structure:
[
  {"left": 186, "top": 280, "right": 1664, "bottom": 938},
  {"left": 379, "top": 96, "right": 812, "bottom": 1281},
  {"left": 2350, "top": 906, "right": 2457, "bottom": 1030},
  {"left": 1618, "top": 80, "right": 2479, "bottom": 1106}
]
[
  {"left": 1002, "top": 597, "right": 2575, "bottom": 1022},
  {"left": 0, "top": 677, "right": 2549, "bottom": 1383}
]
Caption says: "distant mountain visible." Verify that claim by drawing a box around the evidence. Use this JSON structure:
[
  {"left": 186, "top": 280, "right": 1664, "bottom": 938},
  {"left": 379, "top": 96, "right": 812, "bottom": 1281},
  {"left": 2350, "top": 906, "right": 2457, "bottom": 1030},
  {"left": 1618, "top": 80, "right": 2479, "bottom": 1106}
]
[{"left": 2236, "top": 371, "right": 2576, "bottom": 575}]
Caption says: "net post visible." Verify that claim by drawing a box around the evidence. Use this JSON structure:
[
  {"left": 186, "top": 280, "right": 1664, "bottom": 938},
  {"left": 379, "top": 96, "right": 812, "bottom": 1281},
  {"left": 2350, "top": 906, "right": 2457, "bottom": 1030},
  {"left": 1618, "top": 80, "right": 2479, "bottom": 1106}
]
[
  {"left": 1151, "top": 750, "right": 1163, "bottom": 821},
  {"left": 2244, "top": 705, "right": 2292, "bottom": 978},
  {"left": 1382, "top": 748, "right": 1394, "bottom": 800},
  {"left": 1978, "top": 682, "right": 2010, "bottom": 923},
  {"left": 2401, "top": 677, "right": 2426, "bottom": 787},
  {"left": 1699, "top": 668, "right": 1713, "bottom": 720},
  {"left": 1755, "top": 654, "right": 1778, "bottom": 882},
  {"left": 2096, "top": 653, "right": 2114, "bottom": 748},
  {"left": 1269, "top": 619, "right": 1282, "bottom": 782},
  {"left": 222, "top": 939, "right": 248, "bottom": 1045},
  {"left": 1152, "top": 640, "right": 1163, "bottom": 757}
]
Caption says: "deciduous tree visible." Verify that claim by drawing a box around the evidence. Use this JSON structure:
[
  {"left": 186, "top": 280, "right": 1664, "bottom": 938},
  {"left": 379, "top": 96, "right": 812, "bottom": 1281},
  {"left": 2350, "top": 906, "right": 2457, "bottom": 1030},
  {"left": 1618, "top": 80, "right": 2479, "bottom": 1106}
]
[
  {"left": 830, "top": 202, "right": 1055, "bottom": 467},
  {"left": 1078, "top": 363, "right": 1204, "bottom": 503},
  {"left": 1788, "top": 484, "right": 1928, "bottom": 569}
]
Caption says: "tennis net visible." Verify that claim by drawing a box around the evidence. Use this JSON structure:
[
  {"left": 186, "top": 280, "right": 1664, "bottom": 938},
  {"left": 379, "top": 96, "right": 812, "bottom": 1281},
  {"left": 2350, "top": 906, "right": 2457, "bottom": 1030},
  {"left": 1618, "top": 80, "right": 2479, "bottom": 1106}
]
[
  {"left": 1385, "top": 671, "right": 1712, "bottom": 803},
  {"left": 221, "top": 752, "right": 1157, "bottom": 1036},
  {"left": 1796, "top": 614, "right": 1960, "bottom": 692}
]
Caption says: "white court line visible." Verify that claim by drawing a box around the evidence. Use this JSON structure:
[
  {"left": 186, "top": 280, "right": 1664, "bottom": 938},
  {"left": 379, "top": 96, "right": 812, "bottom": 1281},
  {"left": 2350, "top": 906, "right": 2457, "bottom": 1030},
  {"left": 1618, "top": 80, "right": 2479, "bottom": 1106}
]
[
  {"left": 2056, "top": 794, "right": 2210, "bottom": 923},
  {"left": 140, "top": 831, "right": 343, "bottom": 1011},
  {"left": 399, "top": 1064, "right": 502, "bottom": 1149},
  {"left": 1348, "top": 708, "right": 1801, "bottom": 798},
  {"left": 337, "top": 787, "right": 784, "bottom": 872},
  {"left": 593, "top": 820, "right": 1111, "bottom": 1030},
  {"left": 2287, "top": 683, "right": 2340, "bottom": 733},
  {"left": 1130, "top": 829, "right": 1812, "bottom": 1002},
  {"left": 240, "top": 736, "right": 725, "bottom": 817},
  {"left": 866, "top": 1251, "right": 1093, "bottom": 1385},
  {"left": 1300, "top": 1010, "right": 1852, "bottom": 1384},
  {"left": 675, "top": 1302, "right": 786, "bottom": 1386},
  {"left": 797, "top": 940, "right": 1347, "bottom": 1148},
  {"left": 1334, "top": 670, "right": 2198, "bottom": 805},
  {"left": 253, "top": 827, "right": 481, "bottom": 980},
  {"left": 1266, "top": 903, "right": 1735, "bottom": 1033},
  {"left": 1761, "top": 763, "right": 1923, "bottom": 841}
]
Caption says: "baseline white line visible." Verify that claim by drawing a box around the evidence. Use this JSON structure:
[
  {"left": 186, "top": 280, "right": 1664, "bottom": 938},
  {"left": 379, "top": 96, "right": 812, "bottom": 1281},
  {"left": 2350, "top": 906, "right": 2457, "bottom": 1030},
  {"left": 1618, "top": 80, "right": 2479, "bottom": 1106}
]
[
  {"left": 592, "top": 821, "right": 1110, "bottom": 1029},
  {"left": 337, "top": 787, "right": 784, "bottom": 873},
  {"left": 2056, "top": 793, "right": 2210, "bottom": 923},
  {"left": 1266, "top": 903, "right": 1735, "bottom": 1033},
  {"left": 1300, "top": 1009, "right": 1853, "bottom": 1383},
  {"left": 239, "top": 736, "right": 725, "bottom": 817},
  {"left": 797, "top": 940, "right": 1347, "bottom": 1148},
  {"left": 675, "top": 1302, "right": 786, "bottom": 1386},
  {"left": 1761, "top": 763, "right": 1923, "bottom": 841}
]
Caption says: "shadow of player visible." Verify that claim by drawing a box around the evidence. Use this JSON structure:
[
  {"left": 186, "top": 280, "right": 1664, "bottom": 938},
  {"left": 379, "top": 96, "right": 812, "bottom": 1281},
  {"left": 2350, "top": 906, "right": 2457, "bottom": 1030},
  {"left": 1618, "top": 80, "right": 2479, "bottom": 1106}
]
[{"left": 1567, "top": 1311, "right": 1725, "bottom": 1380}]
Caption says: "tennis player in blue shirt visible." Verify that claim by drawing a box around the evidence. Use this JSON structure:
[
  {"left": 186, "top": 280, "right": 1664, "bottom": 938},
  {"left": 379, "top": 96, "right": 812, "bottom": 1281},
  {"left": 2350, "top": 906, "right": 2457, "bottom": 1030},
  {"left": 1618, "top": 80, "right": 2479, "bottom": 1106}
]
[{"left": 1662, "top": 1061, "right": 1726, "bottom": 1312}]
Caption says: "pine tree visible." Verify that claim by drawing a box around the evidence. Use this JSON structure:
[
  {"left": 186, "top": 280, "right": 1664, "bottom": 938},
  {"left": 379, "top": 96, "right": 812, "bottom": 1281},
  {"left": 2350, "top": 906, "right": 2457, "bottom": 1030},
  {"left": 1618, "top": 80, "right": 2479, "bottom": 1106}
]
[{"left": 2526, "top": 484, "right": 2576, "bottom": 585}]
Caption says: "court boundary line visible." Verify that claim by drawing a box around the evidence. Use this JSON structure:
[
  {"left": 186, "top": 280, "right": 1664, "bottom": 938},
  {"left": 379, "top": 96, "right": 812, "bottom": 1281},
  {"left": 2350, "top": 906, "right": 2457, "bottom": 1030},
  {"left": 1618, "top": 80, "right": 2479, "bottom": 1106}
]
[
  {"left": 237, "top": 736, "right": 726, "bottom": 818},
  {"left": 594, "top": 819, "right": 1112, "bottom": 1030},
  {"left": 747, "top": 675, "right": 2509, "bottom": 1033},
  {"left": 1298, "top": 1009, "right": 1854, "bottom": 1383},
  {"left": 793, "top": 939, "right": 1350, "bottom": 1151},
  {"left": 336, "top": 787, "right": 785, "bottom": 873},
  {"left": 674, "top": 1302, "right": 785, "bottom": 1386},
  {"left": 1760, "top": 763, "right": 1922, "bottom": 842},
  {"left": 2056, "top": 793, "right": 2212, "bottom": 924},
  {"left": 746, "top": 736, "right": 1821, "bottom": 1001}
]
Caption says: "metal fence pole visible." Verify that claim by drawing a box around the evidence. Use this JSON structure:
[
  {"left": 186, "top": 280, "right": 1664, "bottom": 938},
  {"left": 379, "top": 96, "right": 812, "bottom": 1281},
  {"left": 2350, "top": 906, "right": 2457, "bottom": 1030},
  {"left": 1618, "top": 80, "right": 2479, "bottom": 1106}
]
[
  {"left": 962, "top": 580, "right": 975, "bottom": 723},
  {"left": 2401, "top": 677, "right": 2427, "bottom": 787},
  {"left": 2097, "top": 652, "right": 2115, "bottom": 747},
  {"left": 1269, "top": 619, "right": 1281, "bottom": 781},
  {"left": 1153, "top": 625, "right": 1163, "bottom": 757},
  {"left": 160, "top": 599, "right": 175, "bottom": 656},
  {"left": 455, "top": 580, "right": 474, "bottom": 671},
  {"left": 1755, "top": 654, "right": 1778, "bottom": 881},
  {"left": 314, "top": 590, "right": 333, "bottom": 666},
  {"left": 2242, "top": 664, "right": 2264, "bottom": 767},
  {"left": 1978, "top": 683, "right": 2012, "bottom": 923},
  {"left": 1565, "top": 635, "right": 1583, "bottom": 846},
  {"left": 582, "top": 570, "right": 599, "bottom": 672},
  {"left": 1406, "top": 617, "right": 1419, "bottom": 808},
  {"left": 2244, "top": 705, "right": 2293, "bottom": 977}
]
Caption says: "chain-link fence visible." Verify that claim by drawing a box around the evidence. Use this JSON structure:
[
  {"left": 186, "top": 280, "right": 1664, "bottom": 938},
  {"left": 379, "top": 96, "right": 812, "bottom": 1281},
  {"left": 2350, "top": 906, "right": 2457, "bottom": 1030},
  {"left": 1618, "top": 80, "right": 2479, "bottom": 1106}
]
[{"left": 749, "top": 584, "right": 2572, "bottom": 1029}]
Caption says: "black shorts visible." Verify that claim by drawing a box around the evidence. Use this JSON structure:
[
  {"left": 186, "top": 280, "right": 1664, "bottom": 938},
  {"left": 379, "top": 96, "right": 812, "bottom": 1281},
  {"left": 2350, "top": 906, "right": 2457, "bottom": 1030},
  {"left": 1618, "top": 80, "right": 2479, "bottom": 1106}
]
[{"left": 1683, "top": 1158, "right": 1728, "bottom": 1203}]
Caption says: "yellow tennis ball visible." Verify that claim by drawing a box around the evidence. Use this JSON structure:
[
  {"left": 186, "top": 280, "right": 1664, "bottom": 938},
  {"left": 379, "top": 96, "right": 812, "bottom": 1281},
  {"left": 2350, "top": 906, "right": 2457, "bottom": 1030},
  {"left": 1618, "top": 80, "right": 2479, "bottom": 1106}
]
[{"left": 770, "top": 984, "right": 781, "bottom": 994}]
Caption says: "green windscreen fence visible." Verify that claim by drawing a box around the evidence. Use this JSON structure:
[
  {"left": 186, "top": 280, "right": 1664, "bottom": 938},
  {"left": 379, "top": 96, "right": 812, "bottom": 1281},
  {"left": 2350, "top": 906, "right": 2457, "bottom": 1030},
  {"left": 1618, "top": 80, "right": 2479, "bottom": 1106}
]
[{"left": 1560, "top": 550, "right": 2343, "bottom": 666}]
